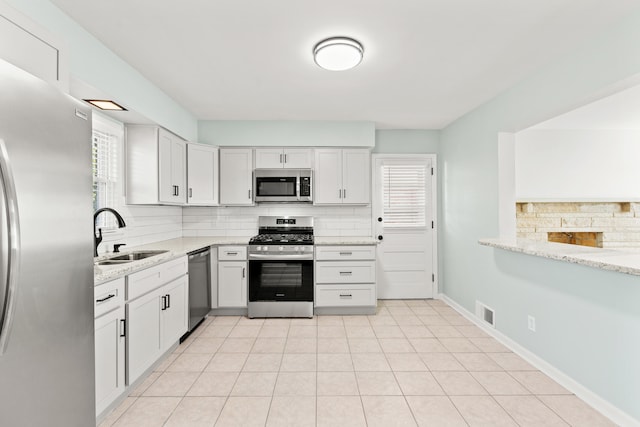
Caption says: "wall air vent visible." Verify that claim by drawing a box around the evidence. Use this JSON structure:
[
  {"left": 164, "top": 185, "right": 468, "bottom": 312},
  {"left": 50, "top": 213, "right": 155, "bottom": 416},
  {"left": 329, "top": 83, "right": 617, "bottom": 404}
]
[{"left": 475, "top": 301, "right": 496, "bottom": 328}]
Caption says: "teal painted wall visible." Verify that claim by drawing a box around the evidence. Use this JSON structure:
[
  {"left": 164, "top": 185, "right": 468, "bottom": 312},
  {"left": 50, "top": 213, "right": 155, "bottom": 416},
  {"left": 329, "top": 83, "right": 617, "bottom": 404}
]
[
  {"left": 7, "top": 0, "right": 198, "bottom": 141},
  {"left": 199, "top": 120, "right": 375, "bottom": 147},
  {"left": 374, "top": 129, "right": 439, "bottom": 153},
  {"left": 440, "top": 9, "right": 640, "bottom": 421}
]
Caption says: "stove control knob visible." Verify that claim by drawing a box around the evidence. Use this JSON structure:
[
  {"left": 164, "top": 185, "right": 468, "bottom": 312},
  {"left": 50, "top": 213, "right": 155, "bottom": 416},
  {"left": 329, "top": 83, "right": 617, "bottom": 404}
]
[
  {"left": 279, "top": 246, "right": 284, "bottom": 251},
  {"left": 294, "top": 246, "right": 299, "bottom": 252}
]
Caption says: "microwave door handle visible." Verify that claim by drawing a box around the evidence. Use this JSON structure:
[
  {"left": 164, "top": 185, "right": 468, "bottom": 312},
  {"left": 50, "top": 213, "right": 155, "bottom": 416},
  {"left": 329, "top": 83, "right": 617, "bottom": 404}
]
[{"left": 0, "top": 139, "right": 21, "bottom": 356}]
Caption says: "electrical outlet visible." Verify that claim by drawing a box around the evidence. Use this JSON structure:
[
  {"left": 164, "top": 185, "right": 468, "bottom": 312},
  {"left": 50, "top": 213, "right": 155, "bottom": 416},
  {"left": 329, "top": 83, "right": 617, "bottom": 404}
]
[{"left": 528, "top": 315, "right": 536, "bottom": 332}]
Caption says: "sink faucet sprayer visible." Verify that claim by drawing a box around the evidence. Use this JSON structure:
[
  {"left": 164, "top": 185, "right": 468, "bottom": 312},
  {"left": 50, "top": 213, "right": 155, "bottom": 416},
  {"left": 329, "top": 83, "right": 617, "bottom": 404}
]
[{"left": 94, "top": 208, "right": 126, "bottom": 257}]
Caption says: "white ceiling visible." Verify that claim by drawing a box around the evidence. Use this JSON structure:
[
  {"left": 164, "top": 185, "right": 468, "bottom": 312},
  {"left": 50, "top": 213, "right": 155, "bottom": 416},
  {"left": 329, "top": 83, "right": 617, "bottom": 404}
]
[{"left": 50, "top": 0, "right": 640, "bottom": 129}]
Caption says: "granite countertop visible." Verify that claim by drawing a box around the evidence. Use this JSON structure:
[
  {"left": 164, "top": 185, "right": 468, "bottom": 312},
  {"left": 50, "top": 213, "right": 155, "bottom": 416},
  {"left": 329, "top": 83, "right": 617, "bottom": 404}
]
[
  {"left": 95, "top": 236, "right": 378, "bottom": 285},
  {"left": 314, "top": 236, "right": 379, "bottom": 245},
  {"left": 479, "top": 237, "right": 640, "bottom": 276},
  {"left": 94, "top": 236, "right": 250, "bottom": 285}
]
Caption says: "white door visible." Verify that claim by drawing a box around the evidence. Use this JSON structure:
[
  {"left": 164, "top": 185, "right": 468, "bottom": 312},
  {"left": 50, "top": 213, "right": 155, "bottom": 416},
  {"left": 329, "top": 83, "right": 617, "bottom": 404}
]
[
  {"left": 283, "top": 148, "right": 313, "bottom": 169},
  {"left": 255, "top": 148, "right": 284, "bottom": 169},
  {"left": 218, "top": 262, "right": 247, "bottom": 307},
  {"left": 314, "top": 149, "right": 342, "bottom": 204},
  {"left": 170, "top": 138, "right": 186, "bottom": 202},
  {"left": 373, "top": 155, "right": 437, "bottom": 299},
  {"left": 158, "top": 129, "right": 174, "bottom": 203},
  {"left": 161, "top": 276, "right": 188, "bottom": 351},
  {"left": 126, "top": 290, "right": 162, "bottom": 384},
  {"left": 343, "top": 149, "right": 371, "bottom": 204},
  {"left": 219, "top": 148, "right": 253, "bottom": 205},
  {"left": 187, "top": 143, "right": 218, "bottom": 205}
]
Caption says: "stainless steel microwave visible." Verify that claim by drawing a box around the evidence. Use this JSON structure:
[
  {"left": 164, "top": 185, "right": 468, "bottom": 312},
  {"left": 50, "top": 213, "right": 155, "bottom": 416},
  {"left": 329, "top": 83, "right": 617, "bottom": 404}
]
[{"left": 254, "top": 169, "right": 312, "bottom": 203}]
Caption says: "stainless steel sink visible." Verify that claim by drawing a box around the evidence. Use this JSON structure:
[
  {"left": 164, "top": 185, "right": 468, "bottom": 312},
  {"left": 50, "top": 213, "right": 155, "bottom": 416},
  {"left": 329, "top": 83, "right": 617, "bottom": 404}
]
[
  {"left": 96, "top": 250, "right": 169, "bottom": 266},
  {"left": 108, "top": 250, "right": 168, "bottom": 261}
]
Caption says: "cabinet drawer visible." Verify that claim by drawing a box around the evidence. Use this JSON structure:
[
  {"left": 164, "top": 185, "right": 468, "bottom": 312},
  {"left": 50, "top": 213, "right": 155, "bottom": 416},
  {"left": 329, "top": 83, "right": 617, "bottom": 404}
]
[
  {"left": 315, "top": 245, "right": 375, "bottom": 261},
  {"left": 315, "top": 284, "right": 376, "bottom": 307},
  {"left": 94, "top": 277, "right": 125, "bottom": 318},
  {"left": 315, "top": 261, "right": 376, "bottom": 284},
  {"left": 218, "top": 246, "right": 247, "bottom": 260},
  {"left": 127, "top": 256, "right": 188, "bottom": 301}
]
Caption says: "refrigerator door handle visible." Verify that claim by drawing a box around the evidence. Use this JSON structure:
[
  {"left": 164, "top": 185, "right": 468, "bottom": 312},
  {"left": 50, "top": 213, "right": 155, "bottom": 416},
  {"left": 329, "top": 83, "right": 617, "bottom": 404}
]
[{"left": 0, "top": 138, "right": 21, "bottom": 356}]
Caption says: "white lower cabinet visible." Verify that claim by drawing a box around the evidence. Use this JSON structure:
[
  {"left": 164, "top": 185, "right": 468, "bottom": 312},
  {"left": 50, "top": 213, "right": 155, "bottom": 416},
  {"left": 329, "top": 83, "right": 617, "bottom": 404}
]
[
  {"left": 125, "top": 257, "right": 188, "bottom": 385},
  {"left": 315, "top": 245, "right": 377, "bottom": 313},
  {"left": 217, "top": 246, "right": 247, "bottom": 308},
  {"left": 94, "top": 278, "right": 125, "bottom": 417},
  {"left": 218, "top": 262, "right": 247, "bottom": 307}
]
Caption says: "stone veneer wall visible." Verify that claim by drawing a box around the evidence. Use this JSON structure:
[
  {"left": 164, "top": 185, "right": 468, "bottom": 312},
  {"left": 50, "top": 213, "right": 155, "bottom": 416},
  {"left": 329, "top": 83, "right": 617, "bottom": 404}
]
[{"left": 516, "top": 202, "right": 640, "bottom": 249}]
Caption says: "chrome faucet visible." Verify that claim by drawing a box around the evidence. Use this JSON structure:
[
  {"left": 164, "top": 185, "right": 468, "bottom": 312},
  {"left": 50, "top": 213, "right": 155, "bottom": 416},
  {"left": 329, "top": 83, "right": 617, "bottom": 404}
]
[{"left": 94, "top": 208, "right": 126, "bottom": 257}]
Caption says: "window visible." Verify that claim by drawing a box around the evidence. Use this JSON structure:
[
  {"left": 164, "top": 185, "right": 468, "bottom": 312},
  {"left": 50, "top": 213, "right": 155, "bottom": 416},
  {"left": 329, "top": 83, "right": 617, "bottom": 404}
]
[
  {"left": 382, "top": 163, "right": 428, "bottom": 228},
  {"left": 92, "top": 114, "right": 123, "bottom": 228}
]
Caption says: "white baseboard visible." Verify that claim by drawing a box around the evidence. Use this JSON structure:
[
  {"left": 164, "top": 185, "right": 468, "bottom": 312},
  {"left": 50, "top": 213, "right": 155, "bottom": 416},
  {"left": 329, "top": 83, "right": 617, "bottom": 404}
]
[{"left": 438, "top": 293, "right": 639, "bottom": 427}]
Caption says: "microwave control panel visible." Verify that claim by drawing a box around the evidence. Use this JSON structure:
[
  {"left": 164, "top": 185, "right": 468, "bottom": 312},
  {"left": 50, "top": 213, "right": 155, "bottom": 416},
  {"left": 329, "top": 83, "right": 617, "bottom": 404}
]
[{"left": 300, "top": 177, "right": 311, "bottom": 196}]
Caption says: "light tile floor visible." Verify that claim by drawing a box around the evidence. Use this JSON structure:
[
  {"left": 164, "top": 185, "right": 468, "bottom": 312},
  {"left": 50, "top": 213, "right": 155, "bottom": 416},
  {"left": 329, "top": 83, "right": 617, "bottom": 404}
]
[{"left": 99, "top": 299, "right": 616, "bottom": 427}]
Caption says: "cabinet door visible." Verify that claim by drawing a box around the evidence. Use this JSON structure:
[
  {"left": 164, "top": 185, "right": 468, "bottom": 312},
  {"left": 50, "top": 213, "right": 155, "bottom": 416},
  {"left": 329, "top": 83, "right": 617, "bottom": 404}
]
[
  {"left": 255, "top": 148, "right": 284, "bottom": 169},
  {"left": 161, "top": 276, "right": 189, "bottom": 352},
  {"left": 314, "top": 149, "right": 343, "bottom": 204},
  {"left": 171, "top": 138, "right": 187, "bottom": 203},
  {"left": 218, "top": 262, "right": 247, "bottom": 307},
  {"left": 283, "top": 149, "right": 312, "bottom": 169},
  {"left": 219, "top": 149, "right": 254, "bottom": 205},
  {"left": 158, "top": 129, "right": 186, "bottom": 204},
  {"left": 94, "top": 307, "right": 125, "bottom": 416},
  {"left": 187, "top": 143, "right": 219, "bottom": 205},
  {"left": 158, "top": 129, "right": 175, "bottom": 203},
  {"left": 342, "top": 149, "right": 370, "bottom": 204},
  {"left": 126, "top": 289, "right": 162, "bottom": 385}
]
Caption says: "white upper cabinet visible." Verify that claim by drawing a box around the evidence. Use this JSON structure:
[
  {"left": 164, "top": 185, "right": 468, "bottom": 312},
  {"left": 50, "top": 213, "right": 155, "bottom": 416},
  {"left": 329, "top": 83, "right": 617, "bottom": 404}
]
[
  {"left": 255, "top": 148, "right": 312, "bottom": 169},
  {"left": 187, "top": 143, "right": 219, "bottom": 205},
  {"left": 125, "top": 125, "right": 187, "bottom": 205},
  {"left": 219, "top": 148, "right": 254, "bottom": 205},
  {"left": 342, "top": 149, "right": 370, "bottom": 204},
  {"left": 0, "top": 4, "right": 67, "bottom": 89},
  {"left": 314, "top": 148, "right": 370, "bottom": 205}
]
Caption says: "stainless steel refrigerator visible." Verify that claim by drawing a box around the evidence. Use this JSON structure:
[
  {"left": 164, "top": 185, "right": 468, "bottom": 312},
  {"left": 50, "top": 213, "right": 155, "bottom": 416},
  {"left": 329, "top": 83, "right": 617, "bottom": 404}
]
[{"left": 0, "top": 58, "right": 95, "bottom": 426}]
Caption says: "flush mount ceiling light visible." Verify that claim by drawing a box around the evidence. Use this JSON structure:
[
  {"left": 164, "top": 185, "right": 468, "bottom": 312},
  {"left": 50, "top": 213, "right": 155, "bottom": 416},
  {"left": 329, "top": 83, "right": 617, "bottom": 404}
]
[
  {"left": 313, "top": 37, "right": 364, "bottom": 71},
  {"left": 83, "top": 99, "right": 127, "bottom": 111}
]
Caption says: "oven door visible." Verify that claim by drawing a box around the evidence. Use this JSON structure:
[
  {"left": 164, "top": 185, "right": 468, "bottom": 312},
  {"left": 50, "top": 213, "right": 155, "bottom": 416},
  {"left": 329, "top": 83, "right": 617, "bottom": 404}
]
[
  {"left": 249, "top": 259, "right": 313, "bottom": 302},
  {"left": 254, "top": 176, "right": 298, "bottom": 202}
]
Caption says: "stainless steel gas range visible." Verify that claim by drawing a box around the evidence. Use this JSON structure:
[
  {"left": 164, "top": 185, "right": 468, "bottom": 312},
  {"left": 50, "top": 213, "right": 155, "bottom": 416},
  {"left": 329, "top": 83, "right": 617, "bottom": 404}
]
[{"left": 248, "top": 216, "right": 314, "bottom": 318}]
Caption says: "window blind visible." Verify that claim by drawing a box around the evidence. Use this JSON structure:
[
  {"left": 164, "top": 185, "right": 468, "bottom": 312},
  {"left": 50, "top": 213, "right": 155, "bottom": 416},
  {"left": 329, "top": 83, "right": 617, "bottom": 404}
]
[
  {"left": 382, "top": 163, "right": 427, "bottom": 227},
  {"left": 92, "top": 128, "right": 119, "bottom": 228}
]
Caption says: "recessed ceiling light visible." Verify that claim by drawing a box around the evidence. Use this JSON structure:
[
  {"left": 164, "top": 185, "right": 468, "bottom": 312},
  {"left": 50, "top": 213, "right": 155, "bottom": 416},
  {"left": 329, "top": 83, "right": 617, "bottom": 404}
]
[
  {"left": 83, "top": 99, "right": 128, "bottom": 111},
  {"left": 313, "top": 37, "right": 364, "bottom": 71}
]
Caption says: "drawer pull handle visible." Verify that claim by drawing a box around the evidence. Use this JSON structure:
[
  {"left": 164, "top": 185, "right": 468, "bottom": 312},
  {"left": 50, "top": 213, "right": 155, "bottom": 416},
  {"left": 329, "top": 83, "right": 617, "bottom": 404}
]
[
  {"left": 339, "top": 294, "right": 353, "bottom": 298},
  {"left": 339, "top": 271, "right": 353, "bottom": 275},
  {"left": 96, "top": 294, "right": 116, "bottom": 303},
  {"left": 339, "top": 252, "right": 353, "bottom": 256},
  {"left": 226, "top": 252, "right": 238, "bottom": 256}
]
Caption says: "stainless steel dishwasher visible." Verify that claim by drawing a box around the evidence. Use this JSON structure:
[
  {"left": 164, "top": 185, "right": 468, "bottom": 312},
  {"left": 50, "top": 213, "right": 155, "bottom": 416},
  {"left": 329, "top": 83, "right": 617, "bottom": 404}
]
[{"left": 185, "top": 247, "right": 211, "bottom": 336}]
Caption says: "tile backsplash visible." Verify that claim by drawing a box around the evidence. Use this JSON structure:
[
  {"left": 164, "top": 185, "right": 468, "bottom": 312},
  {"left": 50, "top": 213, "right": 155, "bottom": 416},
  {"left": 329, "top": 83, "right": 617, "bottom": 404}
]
[
  {"left": 516, "top": 202, "right": 640, "bottom": 249},
  {"left": 183, "top": 205, "right": 373, "bottom": 238},
  {"left": 97, "top": 204, "right": 372, "bottom": 255},
  {"left": 98, "top": 205, "right": 183, "bottom": 254}
]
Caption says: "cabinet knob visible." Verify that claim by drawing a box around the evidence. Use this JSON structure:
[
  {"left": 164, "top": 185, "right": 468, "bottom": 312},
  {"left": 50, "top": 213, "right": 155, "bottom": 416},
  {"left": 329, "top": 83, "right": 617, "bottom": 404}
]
[
  {"left": 378, "top": 217, "right": 383, "bottom": 222},
  {"left": 378, "top": 235, "right": 383, "bottom": 241}
]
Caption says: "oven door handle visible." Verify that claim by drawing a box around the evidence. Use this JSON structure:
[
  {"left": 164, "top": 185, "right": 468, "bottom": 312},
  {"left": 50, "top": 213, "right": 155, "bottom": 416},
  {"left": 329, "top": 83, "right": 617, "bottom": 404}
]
[{"left": 248, "top": 253, "right": 313, "bottom": 260}]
